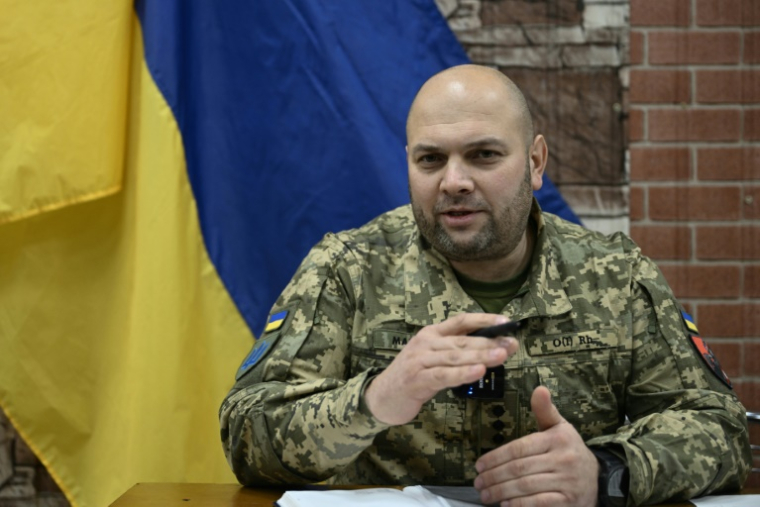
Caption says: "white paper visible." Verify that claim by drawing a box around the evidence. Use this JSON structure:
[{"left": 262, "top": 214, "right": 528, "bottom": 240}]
[
  {"left": 275, "top": 485, "right": 483, "bottom": 507},
  {"left": 690, "top": 495, "right": 760, "bottom": 507}
]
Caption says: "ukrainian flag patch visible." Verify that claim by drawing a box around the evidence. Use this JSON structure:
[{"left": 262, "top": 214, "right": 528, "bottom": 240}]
[
  {"left": 681, "top": 311, "right": 699, "bottom": 334},
  {"left": 264, "top": 310, "right": 288, "bottom": 333}
]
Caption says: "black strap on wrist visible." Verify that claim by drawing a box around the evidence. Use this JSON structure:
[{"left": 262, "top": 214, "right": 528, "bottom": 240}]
[{"left": 590, "top": 447, "right": 629, "bottom": 507}]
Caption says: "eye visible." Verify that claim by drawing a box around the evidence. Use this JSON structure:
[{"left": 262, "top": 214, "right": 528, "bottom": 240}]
[
  {"left": 475, "top": 150, "right": 498, "bottom": 159},
  {"left": 417, "top": 153, "right": 444, "bottom": 166}
]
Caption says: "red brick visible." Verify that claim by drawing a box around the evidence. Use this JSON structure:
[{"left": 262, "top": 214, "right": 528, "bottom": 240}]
[
  {"left": 630, "top": 69, "right": 691, "bottom": 104},
  {"left": 745, "top": 342, "right": 760, "bottom": 376},
  {"left": 659, "top": 265, "right": 741, "bottom": 298},
  {"left": 630, "top": 225, "right": 691, "bottom": 260},
  {"left": 698, "top": 147, "right": 760, "bottom": 180},
  {"left": 696, "top": 70, "right": 760, "bottom": 104},
  {"left": 649, "top": 109, "right": 741, "bottom": 142},
  {"left": 696, "top": 303, "right": 760, "bottom": 337},
  {"left": 630, "top": 186, "right": 645, "bottom": 221},
  {"left": 630, "top": 31, "right": 644, "bottom": 65},
  {"left": 746, "top": 470, "right": 760, "bottom": 489},
  {"left": 631, "top": 0, "right": 690, "bottom": 27},
  {"left": 630, "top": 147, "right": 691, "bottom": 181},
  {"left": 744, "top": 186, "right": 760, "bottom": 219},
  {"left": 649, "top": 32, "right": 741, "bottom": 65},
  {"left": 696, "top": 0, "right": 760, "bottom": 26},
  {"left": 747, "top": 32, "right": 760, "bottom": 64},
  {"left": 734, "top": 380, "right": 760, "bottom": 411},
  {"left": 747, "top": 265, "right": 760, "bottom": 297},
  {"left": 628, "top": 108, "right": 645, "bottom": 142},
  {"left": 696, "top": 226, "right": 760, "bottom": 260},
  {"left": 704, "top": 341, "right": 741, "bottom": 378},
  {"left": 649, "top": 186, "right": 742, "bottom": 221},
  {"left": 746, "top": 109, "right": 760, "bottom": 140}
]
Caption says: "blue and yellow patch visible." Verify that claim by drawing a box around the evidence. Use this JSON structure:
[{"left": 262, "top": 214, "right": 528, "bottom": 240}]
[
  {"left": 235, "top": 309, "right": 290, "bottom": 380},
  {"left": 681, "top": 311, "right": 699, "bottom": 334},
  {"left": 264, "top": 310, "right": 288, "bottom": 333}
]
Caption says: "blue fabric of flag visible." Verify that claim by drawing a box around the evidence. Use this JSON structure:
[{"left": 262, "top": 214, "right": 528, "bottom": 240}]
[{"left": 134, "top": 0, "right": 580, "bottom": 336}]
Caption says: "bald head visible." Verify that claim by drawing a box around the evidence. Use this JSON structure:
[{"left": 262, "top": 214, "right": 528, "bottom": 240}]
[{"left": 406, "top": 65, "right": 534, "bottom": 151}]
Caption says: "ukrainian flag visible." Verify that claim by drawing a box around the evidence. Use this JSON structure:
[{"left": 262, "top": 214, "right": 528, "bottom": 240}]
[
  {"left": 0, "top": 1, "right": 579, "bottom": 505},
  {"left": 0, "top": 2, "right": 252, "bottom": 505},
  {"left": 682, "top": 311, "right": 700, "bottom": 334},
  {"left": 265, "top": 311, "right": 289, "bottom": 333}
]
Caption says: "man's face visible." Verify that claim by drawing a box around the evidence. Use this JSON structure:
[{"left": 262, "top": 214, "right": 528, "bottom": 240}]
[{"left": 407, "top": 82, "right": 542, "bottom": 264}]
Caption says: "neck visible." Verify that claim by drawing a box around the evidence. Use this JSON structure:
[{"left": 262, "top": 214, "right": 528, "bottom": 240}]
[{"left": 449, "top": 221, "right": 535, "bottom": 283}]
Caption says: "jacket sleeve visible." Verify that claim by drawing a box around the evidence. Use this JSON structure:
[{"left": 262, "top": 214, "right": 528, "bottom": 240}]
[
  {"left": 219, "top": 236, "right": 391, "bottom": 486},
  {"left": 586, "top": 247, "right": 751, "bottom": 505}
]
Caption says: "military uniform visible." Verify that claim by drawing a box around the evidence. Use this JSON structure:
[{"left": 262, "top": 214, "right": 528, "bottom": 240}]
[{"left": 220, "top": 201, "right": 750, "bottom": 505}]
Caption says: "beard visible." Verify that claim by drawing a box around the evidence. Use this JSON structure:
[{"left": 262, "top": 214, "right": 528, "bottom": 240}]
[{"left": 411, "top": 165, "right": 533, "bottom": 263}]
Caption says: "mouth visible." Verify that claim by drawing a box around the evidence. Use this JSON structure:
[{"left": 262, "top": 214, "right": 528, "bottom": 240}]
[
  {"left": 440, "top": 208, "right": 479, "bottom": 217},
  {"left": 438, "top": 208, "right": 483, "bottom": 227}
]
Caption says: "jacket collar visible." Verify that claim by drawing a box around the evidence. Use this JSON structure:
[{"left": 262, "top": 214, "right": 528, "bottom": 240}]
[{"left": 403, "top": 198, "right": 572, "bottom": 327}]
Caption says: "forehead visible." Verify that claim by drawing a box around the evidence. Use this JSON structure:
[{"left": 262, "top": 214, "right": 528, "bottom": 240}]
[{"left": 408, "top": 91, "right": 523, "bottom": 150}]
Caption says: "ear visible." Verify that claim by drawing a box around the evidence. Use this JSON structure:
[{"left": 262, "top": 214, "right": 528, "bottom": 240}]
[{"left": 528, "top": 135, "right": 548, "bottom": 191}]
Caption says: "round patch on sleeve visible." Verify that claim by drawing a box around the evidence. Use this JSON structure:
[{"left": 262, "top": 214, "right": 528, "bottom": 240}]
[{"left": 690, "top": 334, "right": 732, "bottom": 389}]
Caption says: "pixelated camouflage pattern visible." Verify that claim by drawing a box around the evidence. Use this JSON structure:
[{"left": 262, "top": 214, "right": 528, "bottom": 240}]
[{"left": 220, "top": 200, "right": 750, "bottom": 504}]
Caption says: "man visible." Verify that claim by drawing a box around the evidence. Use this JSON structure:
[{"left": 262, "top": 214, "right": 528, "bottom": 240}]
[{"left": 220, "top": 65, "right": 750, "bottom": 506}]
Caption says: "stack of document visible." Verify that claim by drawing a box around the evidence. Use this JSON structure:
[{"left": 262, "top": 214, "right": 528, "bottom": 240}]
[
  {"left": 276, "top": 485, "right": 488, "bottom": 506},
  {"left": 277, "top": 486, "right": 760, "bottom": 507}
]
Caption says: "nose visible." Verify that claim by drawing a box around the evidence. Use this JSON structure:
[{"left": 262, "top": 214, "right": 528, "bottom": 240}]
[{"left": 439, "top": 159, "right": 474, "bottom": 195}]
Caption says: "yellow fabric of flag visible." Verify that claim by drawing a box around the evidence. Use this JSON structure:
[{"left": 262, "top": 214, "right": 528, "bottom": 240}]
[
  {"left": 0, "top": 2, "right": 128, "bottom": 224},
  {"left": 0, "top": 4, "right": 253, "bottom": 506}
]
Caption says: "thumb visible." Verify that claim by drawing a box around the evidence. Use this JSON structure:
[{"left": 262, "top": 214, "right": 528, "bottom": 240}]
[{"left": 532, "top": 386, "right": 563, "bottom": 431}]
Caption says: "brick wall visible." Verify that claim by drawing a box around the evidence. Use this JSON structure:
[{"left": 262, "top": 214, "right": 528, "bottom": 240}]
[
  {"left": 439, "top": 0, "right": 631, "bottom": 235},
  {"left": 628, "top": 0, "right": 760, "bottom": 484}
]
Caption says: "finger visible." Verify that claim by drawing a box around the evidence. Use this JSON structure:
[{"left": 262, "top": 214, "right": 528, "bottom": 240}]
[
  {"left": 418, "top": 363, "right": 488, "bottom": 390},
  {"left": 531, "top": 386, "right": 564, "bottom": 431},
  {"left": 420, "top": 345, "right": 509, "bottom": 369},
  {"left": 476, "top": 433, "right": 552, "bottom": 473},
  {"left": 429, "top": 334, "right": 514, "bottom": 350},
  {"left": 477, "top": 473, "right": 562, "bottom": 505},
  {"left": 433, "top": 312, "right": 508, "bottom": 337},
  {"left": 474, "top": 454, "right": 552, "bottom": 488},
  {"left": 506, "top": 492, "right": 567, "bottom": 507}
]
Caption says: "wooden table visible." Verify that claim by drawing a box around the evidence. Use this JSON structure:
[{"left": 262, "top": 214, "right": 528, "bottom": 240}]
[
  {"left": 110, "top": 483, "right": 760, "bottom": 506},
  {"left": 110, "top": 483, "right": 281, "bottom": 506}
]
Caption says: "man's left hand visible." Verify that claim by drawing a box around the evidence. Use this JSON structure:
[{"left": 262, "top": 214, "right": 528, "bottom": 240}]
[{"left": 474, "top": 386, "right": 599, "bottom": 506}]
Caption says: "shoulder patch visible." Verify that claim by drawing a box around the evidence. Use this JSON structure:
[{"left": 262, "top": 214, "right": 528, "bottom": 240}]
[
  {"left": 235, "top": 340, "right": 271, "bottom": 380},
  {"left": 683, "top": 312, "right": 731, "bottom": 389},
  {"left": 264, "top": 310, "right": 288, "bottom": 333},
  {"left": 681, "top": 310, "right": 699, "bottom": 334},
  {"left": 235, "top": 309, "right": 292, "bottom": 380},
  {"left": 689, "top": 332, "right": 732, "bottom": 390}
]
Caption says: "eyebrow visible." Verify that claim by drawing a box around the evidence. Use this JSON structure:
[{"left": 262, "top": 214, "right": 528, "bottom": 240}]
[
  {"left": 462, "top": 137, "right": 510, "bottom": 151},
  {"left": 409, "top": 143, "right": 440, "bottom": 156},
  {"left": 410, "top": 137, "right": 510, "bottom": 157}
]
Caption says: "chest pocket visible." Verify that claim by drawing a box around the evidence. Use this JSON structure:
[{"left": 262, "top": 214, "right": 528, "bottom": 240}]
[
  {"left": 525, "top": 327, "right": 622, "bottom": 438},
  {"left": 350, "top": 326, "right": 415, "bottom": 374}
]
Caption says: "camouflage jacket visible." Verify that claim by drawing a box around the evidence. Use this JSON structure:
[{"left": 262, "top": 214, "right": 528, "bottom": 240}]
[{"left": 220, "top": 201, "right": 750, "bottom": 505}]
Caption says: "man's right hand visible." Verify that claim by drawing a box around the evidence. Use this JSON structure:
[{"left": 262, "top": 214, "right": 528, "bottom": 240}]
[{"left": 363, "top": 313, "right": 519, "bottom": 425}]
